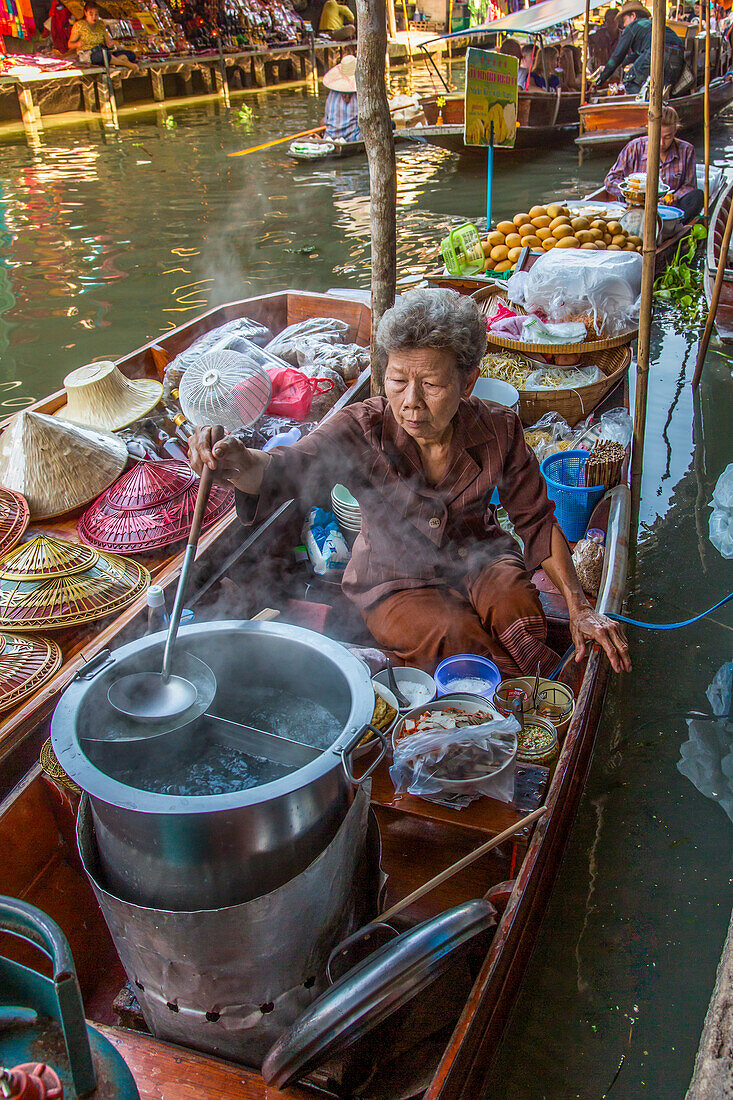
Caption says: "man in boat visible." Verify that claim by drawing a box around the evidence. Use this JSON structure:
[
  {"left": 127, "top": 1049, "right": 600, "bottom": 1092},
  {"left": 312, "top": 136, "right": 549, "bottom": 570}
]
[
  {"left": 593, "top": 0, "right": 684, "bottom": 94},
  {"left": 589, "top": 8, "right": 620, "bottom": 71},
  {"left": 321, "top": 54, "right": 362, "bottom": 142},
  {"left": 318, "top": 0, "right": 355, "bottom": 40},
  {"left": 189, "top": 290, "right": 630, "bottom": 678},
  {"left": 604, "top": 104, "right": 703, "bottom": 222}
]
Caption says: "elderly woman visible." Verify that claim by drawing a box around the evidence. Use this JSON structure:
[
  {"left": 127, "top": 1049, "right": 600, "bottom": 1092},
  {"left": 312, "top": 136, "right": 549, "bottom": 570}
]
[{"left": 189, "top": 291, "right": 630, "bottom": 677}]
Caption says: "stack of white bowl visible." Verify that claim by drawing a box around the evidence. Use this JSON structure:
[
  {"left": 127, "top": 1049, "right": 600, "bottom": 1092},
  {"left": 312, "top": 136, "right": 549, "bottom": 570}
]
[{"left": 331, "top": 483, "right": 362, "bottom": 541}]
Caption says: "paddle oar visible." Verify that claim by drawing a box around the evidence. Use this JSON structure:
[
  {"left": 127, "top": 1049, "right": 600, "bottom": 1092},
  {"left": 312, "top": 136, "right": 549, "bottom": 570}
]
[{"left": 228, "top": 125, "right": 326, "bottom": 157}]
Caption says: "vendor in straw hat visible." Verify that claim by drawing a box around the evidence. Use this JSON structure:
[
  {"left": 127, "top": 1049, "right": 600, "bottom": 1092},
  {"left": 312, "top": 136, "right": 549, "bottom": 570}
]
[
  {"left": 322, "top": 54, "right": 362, "bottom": 143},
  {"left": 593, "top": 0, "right": 684, "bottom": 93}
]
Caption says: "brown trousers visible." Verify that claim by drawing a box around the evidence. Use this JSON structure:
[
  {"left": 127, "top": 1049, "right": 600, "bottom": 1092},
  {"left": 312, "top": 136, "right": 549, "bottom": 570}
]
[{"left": 362, "top": 557, "right": 559, "bottom": 678}]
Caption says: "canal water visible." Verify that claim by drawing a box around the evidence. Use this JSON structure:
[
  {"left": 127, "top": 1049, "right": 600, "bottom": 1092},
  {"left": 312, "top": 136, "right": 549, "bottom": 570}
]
[{"left": 1, "top": 63, "right": 732, "bottom": 1098}]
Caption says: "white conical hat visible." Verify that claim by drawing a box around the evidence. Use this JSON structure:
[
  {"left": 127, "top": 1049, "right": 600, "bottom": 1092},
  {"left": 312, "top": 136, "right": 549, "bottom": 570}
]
[
  {"left": 0, "top": 409, "right": 128, "bottom": 520},
  {"left": 53, "top": 360, "right": 163, "bottom": 432}
]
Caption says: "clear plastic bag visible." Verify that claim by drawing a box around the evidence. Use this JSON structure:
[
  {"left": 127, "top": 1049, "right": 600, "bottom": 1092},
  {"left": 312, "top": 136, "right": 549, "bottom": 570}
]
[
  {"left": 525, "top": 364, "right": 602, "bottom": 390},
  {"left": 507, "top": 250, "right": 642, "bottom": 337},
  {"left": 598, "top": 408, "right": 633, "bottom": 448},
  {"left": 709, "top": 463, "right": 733, "bottom": 559},
  {"left": 265, "top": 318, "right": 350, "bottom": 364},
  {"left": 711, "top": 463, "right": 733, "bottom": 512},
  {"left": 295, "top": 340, "right": 369, "bottom": 382},
  {"left": 390, "top": 711, "right": 519, "bottom": 808},
  {"left": 163, "top": 318, "right": 276, "bottom": 394},
  {"left": 524, "top": 411, "right": 577, "bottom": 462}
]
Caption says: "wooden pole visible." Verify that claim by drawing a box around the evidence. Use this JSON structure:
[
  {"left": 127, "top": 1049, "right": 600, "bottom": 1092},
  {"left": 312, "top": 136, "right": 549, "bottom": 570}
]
[
  {"left": 355, "top": 0, "right": 397, "bottom": 395},
  {"left": 704, "top": 0, "right": 711, "bottom": 215},
  {"left": 387, "top": 0, "right": 397, "bottom": 40},
  {"left": 693, "top": 196, "right": 733, "bottom": 385},
  {"left": 579, "top": 0, "right": 591, "bottom": 106},
  {"left": 630, "top": 0, "right": 666, "bottom": 538}
]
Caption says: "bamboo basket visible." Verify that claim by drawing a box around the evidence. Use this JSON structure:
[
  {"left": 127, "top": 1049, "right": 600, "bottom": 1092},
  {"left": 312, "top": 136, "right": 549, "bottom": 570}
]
[{"left": 472, "top": 287, "right": 638, "bottom": 354}]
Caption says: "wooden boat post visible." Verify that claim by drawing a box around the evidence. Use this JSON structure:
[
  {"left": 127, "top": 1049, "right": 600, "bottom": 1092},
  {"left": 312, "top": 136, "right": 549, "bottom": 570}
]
[
  {"left": 704, "top": 0, "right": 711, "bottom": 215},
  {"left": 630, "top": 0, "right": 666, "bottom": 536},
  {"left": 578, "top": 0, "right": 591, "bottom": 164},
  {"left": 693, "top": 194, "right": 733, "bottom": 384}
]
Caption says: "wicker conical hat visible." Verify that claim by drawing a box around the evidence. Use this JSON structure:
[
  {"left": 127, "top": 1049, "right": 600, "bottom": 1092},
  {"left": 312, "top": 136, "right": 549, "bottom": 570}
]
[
  {"left": 0, "top": 410, "right": 128, "bottom": 521},
  {"left": 54, "top": 361, "right": 163, "bottom": 432},
  {"left": 0, "top": 534, "right": 149, "bottom": 631},
  {"left": 0, "top": 631, "right": 62, "bottom": 713},
  {"left": 78, "top": 460, "right": 234, "bottom": 554},
  {"left": 0, "top": 486, "right": 29, "bottom": 556}
]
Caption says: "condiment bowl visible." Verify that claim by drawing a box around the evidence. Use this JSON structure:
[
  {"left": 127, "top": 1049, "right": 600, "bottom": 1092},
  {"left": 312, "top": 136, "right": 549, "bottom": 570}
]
[{"left": 372, "top": 666, "right": 436, "bottom": 713}]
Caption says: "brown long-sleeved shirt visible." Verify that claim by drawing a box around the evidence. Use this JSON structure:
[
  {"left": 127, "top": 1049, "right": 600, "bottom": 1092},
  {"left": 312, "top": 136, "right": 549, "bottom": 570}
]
[{"left": 237, "top": 396, "right": 563, "bottom": 611}]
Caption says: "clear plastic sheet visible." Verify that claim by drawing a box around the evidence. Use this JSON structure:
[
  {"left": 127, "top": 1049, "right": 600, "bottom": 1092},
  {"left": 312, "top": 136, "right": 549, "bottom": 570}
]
[
  {"left": 294, "top": 340, "right": 369, "bottom": 382},
  {"left": 709, "top": 463, "right": 733, "bottom": 559},
  {"left": 390, "top": 711, "right": 519, "bottom": 808},
  {"left": 506, "top": 250, "right": 642, "bottom": 337}
]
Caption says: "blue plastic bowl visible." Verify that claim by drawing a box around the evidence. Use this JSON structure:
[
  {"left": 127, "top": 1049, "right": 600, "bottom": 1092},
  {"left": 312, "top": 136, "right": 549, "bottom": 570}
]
[
  {"left": 541, "top": 450, "right": 606, "bottom": 542},
  {"left": 434, "top": 654, "right": 502, "bottom": 700}
]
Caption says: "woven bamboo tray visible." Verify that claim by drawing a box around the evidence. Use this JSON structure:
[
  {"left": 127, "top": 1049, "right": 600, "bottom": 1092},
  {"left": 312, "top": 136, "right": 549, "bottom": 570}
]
[
  {"left": 472, "top": 287, "right": 638, "bottom": 354},
  {"left": 481, "top": 343, "right": 632, "bottom": 427},
  {"left": 0, "top": 487, "right": 29, "bottom": 556}
]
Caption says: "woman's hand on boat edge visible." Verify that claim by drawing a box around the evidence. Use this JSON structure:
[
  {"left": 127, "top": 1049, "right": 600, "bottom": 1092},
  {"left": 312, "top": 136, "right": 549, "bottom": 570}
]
[
  {"left": 187, "top": 427, "right": 270, "bottom": 496},
  {"left": 569, "top": 605, "right": 631, "bottom": 673}
]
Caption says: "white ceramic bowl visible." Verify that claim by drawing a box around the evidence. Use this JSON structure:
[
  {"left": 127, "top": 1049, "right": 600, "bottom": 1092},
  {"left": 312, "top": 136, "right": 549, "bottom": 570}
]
[
  {"left": 472, "top": 377, "right": 520, "bottom": 409},
  {"left": 373, "top": 666, "right": 436, "bottom": 713}
]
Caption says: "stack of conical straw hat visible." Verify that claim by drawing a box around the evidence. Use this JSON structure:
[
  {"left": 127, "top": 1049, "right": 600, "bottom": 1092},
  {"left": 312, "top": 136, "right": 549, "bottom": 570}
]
[
  {"left": 0, "top": 631, "right": 62, "bottom": 712},
  {"left": 0, "top": 533, "right": 149, "bottom": 630},
  {"left": 0, "top": 410, "right": 128, "bottom": 520},
  {"left": 54, "top": 360, "right": 163, "bottom": 432},
  {"left": 0, "top": 486, "right": 29, "bottom": 556}
]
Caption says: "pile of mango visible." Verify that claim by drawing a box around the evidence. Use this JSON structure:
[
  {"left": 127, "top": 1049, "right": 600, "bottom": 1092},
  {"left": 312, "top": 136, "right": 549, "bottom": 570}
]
[{"left": 481, "top": 203, "right": 643, "bottom": 274}]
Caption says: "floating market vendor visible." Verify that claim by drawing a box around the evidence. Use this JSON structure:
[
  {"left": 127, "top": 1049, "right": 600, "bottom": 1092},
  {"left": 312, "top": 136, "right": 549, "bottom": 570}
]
[
  {"left": 318, "top": 0, "right": 356, "bottom": 40},
  {"left": 189, "top": 290, "right": 630, "bottom": 678},
  {"left": 604, "top": 104, "right": 703, "bottom": 222},
  {"left": 322, "top": 54, "right": 361, "bottom": 142},
  {"left": 68, "top": 0, "right": 140, "bottom": 71},
  {"left": 593, "top": 0, "right": 684, "bottom": 94}
]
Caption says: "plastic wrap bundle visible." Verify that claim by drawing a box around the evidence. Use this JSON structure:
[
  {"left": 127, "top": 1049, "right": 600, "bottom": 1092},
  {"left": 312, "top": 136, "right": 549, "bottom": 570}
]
[
  {"left": 295, "top": 341, "right": 370, "bottom": 382},
  {"left": 163, "top": 317, "right": 274, "bottom": 394},
  {"left": 709, "top": 463, "right": 733, "bottom": 559},
  {"left": 265, "top": 318, "right": 350, "bottom": 364},
  {"left": 678, "top": 661, "right": 733, "bottom": 822},
  {"left": 506, "top": 250, "right": 642, "bottom": 337},
  {"left": 524, "top": 364, "right": 602, "bottom": 390}
]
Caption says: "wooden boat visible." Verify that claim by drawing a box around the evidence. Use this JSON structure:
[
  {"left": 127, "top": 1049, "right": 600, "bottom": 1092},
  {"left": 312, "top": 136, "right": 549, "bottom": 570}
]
[
  {"left": 0, "top": 291, "right": 370, "bottom": 787},
  {"left": 0, "top": 289, "right": 631, "bottom": 1097},
  {"left": 577, "top": 73, "right": 733, "bottom": 154},
  {"left": 289, "top": 138, "right": 366, "bottom": 161},
  {"left": 413, "top": 89, "right": 580, "bottom": 156},
  {"left": 704, "top": 176, "right": 733, "bottom": 343}
]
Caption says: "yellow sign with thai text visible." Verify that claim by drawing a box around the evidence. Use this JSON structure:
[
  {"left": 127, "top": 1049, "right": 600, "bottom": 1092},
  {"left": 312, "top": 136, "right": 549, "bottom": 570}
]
[{"left": 464, "top": 48, "right": 518, "bottom": 148}]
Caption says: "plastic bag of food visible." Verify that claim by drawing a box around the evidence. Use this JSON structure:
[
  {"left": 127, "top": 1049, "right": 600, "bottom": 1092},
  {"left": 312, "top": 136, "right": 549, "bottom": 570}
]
[
  {"left": 390, "top": 707, "right": 520, "bottom": 808},
  {"left": 506, "top": 250, "right": 642, "bottom": 337},
  {"left": 524, "top": 364, "right": 602, "bottom": 390},
  {"left": 598, "top": 408, "right": 633, "bottom": 449},
  {"left": 265, "top": 366, "right": 333, "bottom": 421},
  {"left": 572, "top": 537, "right": 605, "bottom": 596},
  {"left": 524, "top": 411, "right": 575, "bottom": 461},
  {"left": 302, "top": 507, "right": 350, "bottom": 577},
  {"left": 265, "top": 318, "right": 350, "bottom": 363},
  {"left": 295, "top": 340, "right": 369, "bottom": 382}
]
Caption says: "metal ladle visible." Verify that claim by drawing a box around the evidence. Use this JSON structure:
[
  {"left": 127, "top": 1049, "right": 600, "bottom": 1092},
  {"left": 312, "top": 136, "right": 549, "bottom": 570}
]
[{"left": 107, "top": 428, "right": 223, "bottom": 724}]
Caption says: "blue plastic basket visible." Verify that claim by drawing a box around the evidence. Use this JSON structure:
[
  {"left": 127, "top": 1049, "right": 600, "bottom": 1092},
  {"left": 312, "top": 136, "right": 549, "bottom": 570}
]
[{"left": 541, "top": 450, "right": 606, "bottom": 542}]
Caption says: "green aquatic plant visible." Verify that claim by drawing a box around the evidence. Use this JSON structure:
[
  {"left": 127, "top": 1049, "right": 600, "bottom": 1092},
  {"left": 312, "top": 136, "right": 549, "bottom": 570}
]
[
  {"left": 164, "top": 115, "right": 177, "bottom": 129},
  {"left": 653, "top": 223, "right": 708, "bottom": 323},
  {"left": 236, "top": 103, "right": 254, "bottom": 126}
]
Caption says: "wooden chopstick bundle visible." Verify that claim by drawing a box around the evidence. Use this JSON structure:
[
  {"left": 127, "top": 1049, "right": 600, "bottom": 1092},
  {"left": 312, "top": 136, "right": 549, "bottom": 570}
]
[{"left": 584, "top": 440, "right": 626, "bottom": 488}]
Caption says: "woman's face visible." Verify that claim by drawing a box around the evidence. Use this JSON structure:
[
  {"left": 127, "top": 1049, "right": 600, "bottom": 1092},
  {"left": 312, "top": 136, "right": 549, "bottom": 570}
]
[
  {"left": 384, "top": 347, "right": 478, "bottom": 446},
  {"left": 85, "top": 7, "right": 98, "bottom": 21}
]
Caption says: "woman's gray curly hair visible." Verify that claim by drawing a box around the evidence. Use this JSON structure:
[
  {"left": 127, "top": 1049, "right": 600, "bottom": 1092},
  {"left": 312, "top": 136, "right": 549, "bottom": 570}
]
[{"left": 376, "top": 288, "right": 487, "bottom": 374}]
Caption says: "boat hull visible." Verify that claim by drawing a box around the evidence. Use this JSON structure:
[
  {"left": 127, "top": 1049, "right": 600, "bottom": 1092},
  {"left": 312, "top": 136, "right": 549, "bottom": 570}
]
[
  {"left": 577, "top": 75, "right": 733, "bottom": 153},
  {"left": 417, "top": 90, "right": 580, "bottom": 154},
  {"left": 704, "top": 175, "right": 733, "bottom": 342}
]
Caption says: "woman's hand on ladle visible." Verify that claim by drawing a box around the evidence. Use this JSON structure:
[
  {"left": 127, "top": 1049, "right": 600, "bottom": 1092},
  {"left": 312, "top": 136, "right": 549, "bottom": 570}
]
[{"left": 188, "top": 427, "right": 270, "bottom": 496}]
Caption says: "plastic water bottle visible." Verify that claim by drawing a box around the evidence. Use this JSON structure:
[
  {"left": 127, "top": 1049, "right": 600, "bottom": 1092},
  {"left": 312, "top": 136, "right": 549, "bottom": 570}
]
[
  {"left": 262, "top": 427, "right": 301, "bottom": 452},
  {"left": 144, "top": 584, "right": 166, "bottom": 635}
]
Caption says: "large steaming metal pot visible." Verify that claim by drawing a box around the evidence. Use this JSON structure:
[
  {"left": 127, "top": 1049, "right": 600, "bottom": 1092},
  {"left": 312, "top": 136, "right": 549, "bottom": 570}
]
[{"left": 51, "top": 621, "right": 377, "bottom": 911}]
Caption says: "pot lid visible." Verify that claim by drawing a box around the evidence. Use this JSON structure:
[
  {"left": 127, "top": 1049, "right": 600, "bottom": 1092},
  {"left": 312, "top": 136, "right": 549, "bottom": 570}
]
[
  {"left": 0, "top": 410, "right": 128, "bottom": 520},
  {"left": 106, "top": 460, "right": 196, "bottom": 512},
  {"left": 0, "top": 536, "right": 149, "bottom": 631},
  {"left": 0, "top": 631, "right": 62, "bottom": 712},
  {"left": 261, "top": 899, "right": 496, "bottom": 1090},
  {"left": 0, "top": 535, "right": 99, "bottom": 581},
  {"left": 78, "top": 460, "right": 234, "bottom": 553},
  {"left": 0, "top": 486, "right": 30, "bottom": 556}
]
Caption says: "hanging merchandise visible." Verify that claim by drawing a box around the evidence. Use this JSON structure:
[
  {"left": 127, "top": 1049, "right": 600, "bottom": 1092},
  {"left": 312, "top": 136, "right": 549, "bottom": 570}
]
[
  {"left": 0, "top": 0, "right": 36, "bottom": 39},
  {"left": 53, "top": 361, "right": 163, "bottom": 433},
  {"left": 0, "top": 534, "right": 149, "bottom": 631},
  {"left": 0, "top": 631, "right": 62, "bottom": 713},
  {"left": 0, "top": 486, "right": 29, "bottom": 557},
  {"left": 78, "top": 459, "right": 234, "bottom": 554},
  {"left": 0, "top": 410, "right": 128, "bottom": 521}
]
